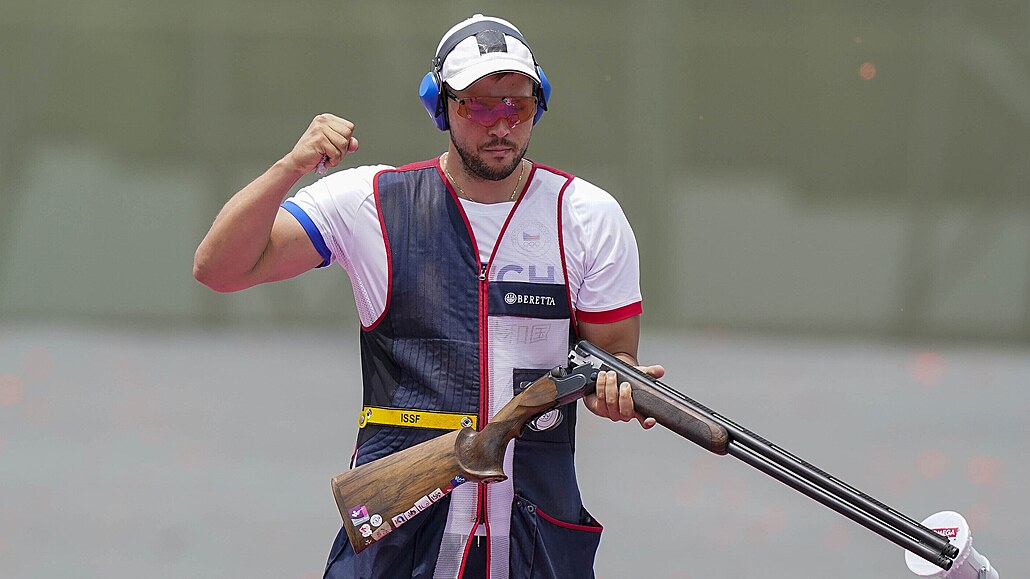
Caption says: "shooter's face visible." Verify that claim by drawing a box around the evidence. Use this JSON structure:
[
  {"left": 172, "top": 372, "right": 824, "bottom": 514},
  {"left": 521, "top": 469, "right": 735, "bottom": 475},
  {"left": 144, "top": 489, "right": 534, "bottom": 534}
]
[{"left": 447, "top": 73, "right": 534, "bottom": 181}]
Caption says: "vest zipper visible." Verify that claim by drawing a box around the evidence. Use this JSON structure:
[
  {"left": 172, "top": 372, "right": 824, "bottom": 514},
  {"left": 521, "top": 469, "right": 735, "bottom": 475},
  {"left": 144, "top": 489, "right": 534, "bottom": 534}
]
[{"left": 477, "top": 260, "right": 490, "bottom": 576}]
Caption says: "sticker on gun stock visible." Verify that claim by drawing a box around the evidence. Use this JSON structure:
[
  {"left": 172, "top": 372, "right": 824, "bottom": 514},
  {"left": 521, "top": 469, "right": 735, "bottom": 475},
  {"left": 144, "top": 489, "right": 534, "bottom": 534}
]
[
  {"left": 391, "top": 513, "right": 408, "bottom": 528},
  {"left": 349, "top": 505, "right": 369, "bottom": 526},
  {"left": 359, "top": 523, "right": 373, "bottom": 538},
  {"left": 371, "top": 524, "right": 392, "bottom": 541},
  {"left": 450, "top": 475, "right": 466, "bottom": 487},
  {"left": 404, "top": 506, "right": 420, "bottom": 519},
  {"left": 415, "top": 496, "right": 433, "bottom": 511},
  {"left": 370, "top": 514, "right": 383, "bottom": 527},
  {"left": 429, "top": 488, "right": 445, "bottom": 502}
]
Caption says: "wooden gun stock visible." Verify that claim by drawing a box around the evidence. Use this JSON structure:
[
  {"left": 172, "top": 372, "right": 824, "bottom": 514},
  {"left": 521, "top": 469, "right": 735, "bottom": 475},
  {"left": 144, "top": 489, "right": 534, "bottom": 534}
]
[
  {"left": 330, "top": 366, "right": 591, "bottom": 554},
  {"left": 331, "top": 345, "right": 730, "bottom": 555}
]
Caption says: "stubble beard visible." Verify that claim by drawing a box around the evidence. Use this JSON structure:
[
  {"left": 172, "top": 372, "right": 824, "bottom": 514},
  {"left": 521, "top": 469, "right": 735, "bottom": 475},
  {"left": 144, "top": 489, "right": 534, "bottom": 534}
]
[{"left": 451, "top": 136, "right": 529, "bottom": 182}]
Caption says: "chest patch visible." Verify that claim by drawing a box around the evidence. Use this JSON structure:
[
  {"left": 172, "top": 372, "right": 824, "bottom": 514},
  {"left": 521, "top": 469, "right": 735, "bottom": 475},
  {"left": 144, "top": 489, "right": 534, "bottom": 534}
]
[{"left": 488, "top": 281, "right": 569, "bottom": 319}]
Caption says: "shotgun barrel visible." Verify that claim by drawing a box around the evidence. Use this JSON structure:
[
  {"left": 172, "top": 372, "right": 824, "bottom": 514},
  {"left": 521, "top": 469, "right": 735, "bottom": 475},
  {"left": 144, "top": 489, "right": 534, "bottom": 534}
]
[{"left": 570, "top": 340, "right": 958, "bottom": 571}]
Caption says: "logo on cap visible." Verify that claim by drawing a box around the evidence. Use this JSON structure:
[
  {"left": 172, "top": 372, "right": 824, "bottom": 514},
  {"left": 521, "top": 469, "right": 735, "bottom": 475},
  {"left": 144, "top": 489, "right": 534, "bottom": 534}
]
[{"left": 476, "top": 30, "right": 507, "bottom": 55}]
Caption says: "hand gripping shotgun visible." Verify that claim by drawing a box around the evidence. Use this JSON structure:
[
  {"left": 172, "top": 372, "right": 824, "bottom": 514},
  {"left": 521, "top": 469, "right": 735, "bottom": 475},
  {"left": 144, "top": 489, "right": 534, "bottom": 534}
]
[{"left": 331, "top": 341, "right": 996, "bottom": 577}]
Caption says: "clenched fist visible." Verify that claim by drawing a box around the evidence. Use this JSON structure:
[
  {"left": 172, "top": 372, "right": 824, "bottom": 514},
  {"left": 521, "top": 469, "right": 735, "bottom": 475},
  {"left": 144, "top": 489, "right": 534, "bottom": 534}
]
[{"left": 284, "top": 113, "right": 360, "bottom": 174}]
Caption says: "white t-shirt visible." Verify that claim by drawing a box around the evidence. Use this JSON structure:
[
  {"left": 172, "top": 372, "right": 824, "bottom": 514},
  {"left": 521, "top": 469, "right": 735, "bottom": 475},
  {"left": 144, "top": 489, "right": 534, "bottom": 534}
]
[{"left": 285, "top": 162, "right": 642, "bottom": 328}]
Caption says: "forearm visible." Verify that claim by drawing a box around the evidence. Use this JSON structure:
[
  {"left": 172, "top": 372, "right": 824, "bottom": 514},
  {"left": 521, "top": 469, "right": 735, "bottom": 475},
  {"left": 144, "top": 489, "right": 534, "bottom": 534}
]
[
  {"left": 611, "top": 351, "right": 639, "bottom": 366},
  {"left": 193, "top": 158, "right": 306, "bottom": 292}
]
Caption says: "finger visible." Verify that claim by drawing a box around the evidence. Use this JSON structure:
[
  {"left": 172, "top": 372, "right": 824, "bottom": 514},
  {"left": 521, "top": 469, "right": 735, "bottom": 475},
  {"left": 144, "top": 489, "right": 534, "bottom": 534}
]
[
  {"left": 312, "top": 114, "right": 356, "bottom": 164},
  {"left": 640, "top": 364, "right": 665, "bottom": 379},
  {"left": 595, "top": 369, "right": 607, "bottom": 403},
  {"left": 636, "top": 415, "right": 657, "bottom": 429},
  {"left": 313, "top": 113, "right": 353, "bottom": 132},
  {"left": 583, "top": 393, "right": 609, "bottom": 419},
  {"left": 318, "top": 138, "right": 344, "bottom": 167},
  {"left": 603, "top": 371, "right": 618, "bottom": 410},
  {"left": 618, "top": 382, "right": 634, "bottom": 421},
  {"left": 321, "top": 133, "right": 353, "bottom": 166}
]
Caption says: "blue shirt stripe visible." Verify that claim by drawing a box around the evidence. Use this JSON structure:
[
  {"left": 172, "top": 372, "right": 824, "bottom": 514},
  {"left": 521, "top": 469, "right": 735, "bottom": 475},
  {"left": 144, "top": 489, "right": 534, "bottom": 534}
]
[{"left": 282, "top": 200, "right": 331, "bottom": 268}]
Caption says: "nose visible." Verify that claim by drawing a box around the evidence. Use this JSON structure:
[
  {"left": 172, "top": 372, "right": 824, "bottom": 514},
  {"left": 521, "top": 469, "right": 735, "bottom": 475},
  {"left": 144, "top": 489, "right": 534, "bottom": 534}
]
[{"left": 486, "top": 117, "right": 513, "bottom": 137}]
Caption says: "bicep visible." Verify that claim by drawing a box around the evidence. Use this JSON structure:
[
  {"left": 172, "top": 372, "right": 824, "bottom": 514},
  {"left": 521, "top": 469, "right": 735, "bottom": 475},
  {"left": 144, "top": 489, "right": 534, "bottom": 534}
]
[
  {"left": 254, "top": 208, "right": 327, "bottom": 284},
  {"left": 577, "top": 315, "right": 641, "bottom": 365}
]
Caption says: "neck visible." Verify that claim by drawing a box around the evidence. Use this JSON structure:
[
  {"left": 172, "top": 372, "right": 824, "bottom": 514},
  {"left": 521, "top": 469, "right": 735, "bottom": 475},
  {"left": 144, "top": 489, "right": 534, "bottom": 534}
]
[{"left": 442, "top": 149, "right": 528, "bottom": 204}]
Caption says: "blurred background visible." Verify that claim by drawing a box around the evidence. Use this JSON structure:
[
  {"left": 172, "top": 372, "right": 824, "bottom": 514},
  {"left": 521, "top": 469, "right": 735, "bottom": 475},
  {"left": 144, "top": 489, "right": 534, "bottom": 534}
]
[{"left": 1, "top": 1, "right": 1026, "bottom": 578}]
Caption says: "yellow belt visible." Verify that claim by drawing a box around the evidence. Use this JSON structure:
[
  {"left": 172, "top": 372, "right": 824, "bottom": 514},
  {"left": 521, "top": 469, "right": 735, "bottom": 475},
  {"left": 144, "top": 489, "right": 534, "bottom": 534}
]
[{"left": 358, "top": 406, "right": 477, "bottom": 430}]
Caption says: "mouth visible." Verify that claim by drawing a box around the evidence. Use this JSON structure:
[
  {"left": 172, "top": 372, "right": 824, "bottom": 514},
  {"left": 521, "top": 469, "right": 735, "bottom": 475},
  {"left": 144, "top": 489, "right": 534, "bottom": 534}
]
[{"left": 481, "top": 140, "right": 516, "bottom": 155}]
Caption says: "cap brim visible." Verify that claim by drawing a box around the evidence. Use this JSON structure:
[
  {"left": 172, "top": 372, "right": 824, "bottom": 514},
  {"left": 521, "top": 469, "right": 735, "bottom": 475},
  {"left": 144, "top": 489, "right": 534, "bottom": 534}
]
[{"left": 444, "top": 58, "right": 540, "bottom": 91}]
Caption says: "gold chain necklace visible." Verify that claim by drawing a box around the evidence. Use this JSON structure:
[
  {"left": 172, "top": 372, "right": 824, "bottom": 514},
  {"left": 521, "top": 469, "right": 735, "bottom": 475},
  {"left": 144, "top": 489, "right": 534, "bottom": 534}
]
[{"left": 442, "top": 153, "right": 525, "bottom": 202}]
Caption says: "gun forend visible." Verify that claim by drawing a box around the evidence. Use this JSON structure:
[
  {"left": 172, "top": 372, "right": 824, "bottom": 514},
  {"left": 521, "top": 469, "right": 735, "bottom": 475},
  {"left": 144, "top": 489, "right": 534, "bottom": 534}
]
[{"left": 571, "top": 340, "right": 729, "bottom": 455}]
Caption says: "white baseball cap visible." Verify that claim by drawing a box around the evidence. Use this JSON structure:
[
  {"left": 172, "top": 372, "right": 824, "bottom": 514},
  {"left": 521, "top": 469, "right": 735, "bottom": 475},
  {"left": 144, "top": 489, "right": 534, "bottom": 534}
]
[{"left": 437, "top": 14, "right": 541, "bottom": 91}]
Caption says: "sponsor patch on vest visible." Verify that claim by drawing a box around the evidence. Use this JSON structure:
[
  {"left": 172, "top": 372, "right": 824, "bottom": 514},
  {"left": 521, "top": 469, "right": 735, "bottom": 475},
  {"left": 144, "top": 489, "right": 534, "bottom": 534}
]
[
  {"left": 488, "top": 281, "right": 570, "bottom": 319},
  {"left": 504, "top": 292, "right": 556, "bottom": 306}
]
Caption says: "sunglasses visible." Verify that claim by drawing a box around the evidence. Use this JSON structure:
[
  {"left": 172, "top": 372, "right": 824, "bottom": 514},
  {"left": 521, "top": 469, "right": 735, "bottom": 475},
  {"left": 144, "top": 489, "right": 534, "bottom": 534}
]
[{"left": 446, "top": 92, "right": 538, "bottom": 128}]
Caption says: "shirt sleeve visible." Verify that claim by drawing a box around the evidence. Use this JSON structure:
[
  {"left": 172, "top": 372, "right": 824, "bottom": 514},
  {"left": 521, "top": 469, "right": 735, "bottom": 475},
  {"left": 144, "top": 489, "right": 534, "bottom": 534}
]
[
  {"left": 282, "top": 164, "right": 392, "bottom": 267},
  {"left": 563, "top": 178, "right": 643, "bottom": 323},
  {"left": 281, "top": 164, "right": 395, "bottom": 327}
]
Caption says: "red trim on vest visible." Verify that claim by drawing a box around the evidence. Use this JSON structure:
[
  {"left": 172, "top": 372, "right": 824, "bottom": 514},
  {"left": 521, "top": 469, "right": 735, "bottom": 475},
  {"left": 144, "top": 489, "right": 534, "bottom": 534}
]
[
  {"left": 395, "top": 158, "right": 438, "bottom": 172},
  {"left": 363, "top": 168, "right": 395, "bottom": 331},
  {"left": 535, "top": 505, "right": 604, "bottom": 533},
  {"left": 532, "top": 162, "right": 574, "bottom": 180},
  {"left": 553, "top": 169, "right": 579, "bottom": 338},
  {"left": 576, "top": 301, "right": 642, "bottom": 324},
  {"left": 457, "top": 522, "right": 477, "bottom": 578}
]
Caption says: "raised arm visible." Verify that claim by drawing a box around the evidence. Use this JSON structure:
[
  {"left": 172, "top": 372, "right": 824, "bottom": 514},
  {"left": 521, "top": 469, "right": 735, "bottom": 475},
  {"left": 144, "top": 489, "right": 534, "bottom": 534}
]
[{"left": 193, "top": 114, "right": 359, "bottom": 292}]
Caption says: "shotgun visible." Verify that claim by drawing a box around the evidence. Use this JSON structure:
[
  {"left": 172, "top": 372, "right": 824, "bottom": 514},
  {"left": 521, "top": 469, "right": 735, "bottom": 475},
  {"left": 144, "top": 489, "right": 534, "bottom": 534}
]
[
  {"left": 331, "top": 340, "right": 960, "bottom": 572},
  {"left": 330, "top": 345, "right": 729, "bottom": 554}
]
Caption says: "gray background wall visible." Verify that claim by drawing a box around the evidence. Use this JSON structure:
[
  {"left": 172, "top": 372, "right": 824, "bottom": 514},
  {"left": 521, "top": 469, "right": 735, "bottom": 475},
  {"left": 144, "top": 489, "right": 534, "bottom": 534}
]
[
  {"left": 1, "top": 1, "right": 1027, "bottom": 578},
  {"left": 3, "top": 0, "right": 1029, "bottom": 340}
]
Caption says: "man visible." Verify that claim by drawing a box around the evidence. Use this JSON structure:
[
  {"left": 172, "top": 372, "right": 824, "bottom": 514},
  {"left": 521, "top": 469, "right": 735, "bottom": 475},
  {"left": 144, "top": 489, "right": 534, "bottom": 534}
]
[{"left": 194, "top": 14, "right": 660, "bottom": 579}]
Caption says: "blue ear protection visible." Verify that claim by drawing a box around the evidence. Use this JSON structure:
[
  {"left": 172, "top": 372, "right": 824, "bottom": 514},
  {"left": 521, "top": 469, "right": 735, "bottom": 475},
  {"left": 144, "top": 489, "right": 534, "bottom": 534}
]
[{"left": 419, "top": 20, "right": 551, "bottom": 131}]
